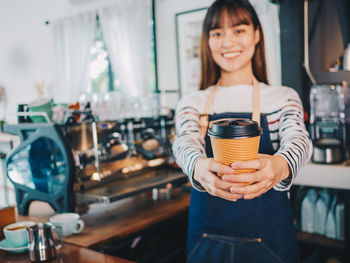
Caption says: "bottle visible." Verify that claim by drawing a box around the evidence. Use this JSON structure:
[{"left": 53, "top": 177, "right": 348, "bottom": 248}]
[
  {"left": 344, "top": 43, "right": 350, "bottom": 71},
  {"left": 335, "top": 199, "right": 345, "bottom": 240},
  {"left": 314, "top": 189, "right": 331, "bottom": 235},
  {"left": 301, "top": 188, "right": 318, "bottom": 233},
  {"left": 325, "top": 194, "right": 337, "bottom": 239},
  {"left": 293, "top": 186, "right": 310, "bottom": 230}
]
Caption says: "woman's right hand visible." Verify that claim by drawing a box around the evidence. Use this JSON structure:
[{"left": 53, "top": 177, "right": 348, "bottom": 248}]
[{"left": 193, "top": 157, "right": 243, "bottom": 201}]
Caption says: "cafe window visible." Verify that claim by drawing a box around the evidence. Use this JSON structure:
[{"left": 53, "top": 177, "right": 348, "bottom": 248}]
[
  {"left": 89, "top": 15, "right": 118, "bottom": 94},
  {"left": 89, "top": 12, "right": 156, "bottom": 94}
]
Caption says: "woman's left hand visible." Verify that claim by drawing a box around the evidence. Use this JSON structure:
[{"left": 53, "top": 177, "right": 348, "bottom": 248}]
[{"left": 221, "top": 154, "right": 291, "bottom": 200}]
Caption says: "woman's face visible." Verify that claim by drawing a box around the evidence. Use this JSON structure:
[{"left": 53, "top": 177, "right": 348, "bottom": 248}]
[{"left": 208, "top": 14, "right": 260, "bottom": 75}]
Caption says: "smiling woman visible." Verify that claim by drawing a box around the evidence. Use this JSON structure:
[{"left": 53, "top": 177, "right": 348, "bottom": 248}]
[{"left": 172, "top": 0, "right": 312, "bottom": 262}]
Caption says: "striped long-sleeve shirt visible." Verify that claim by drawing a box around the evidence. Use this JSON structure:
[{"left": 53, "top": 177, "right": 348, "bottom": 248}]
[{"left": 172, "top": 83, "right": 313, "bottom": 192}]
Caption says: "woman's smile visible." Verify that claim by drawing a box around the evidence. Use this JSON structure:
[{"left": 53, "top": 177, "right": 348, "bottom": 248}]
[{"left": 222, "top": 51, "right": 242, "bottom": 59}]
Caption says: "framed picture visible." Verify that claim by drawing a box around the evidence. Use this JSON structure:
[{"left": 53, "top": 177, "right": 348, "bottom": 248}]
[{"left": 175, "top": 8, "right": 208, "bottom": 96}]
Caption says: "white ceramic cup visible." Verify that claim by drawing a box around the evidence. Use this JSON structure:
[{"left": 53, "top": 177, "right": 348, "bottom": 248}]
[
  {"left": 49, "top": 213, "right": 84, "bottom": 237},
  {"left": 3, "top": 221, "right": 36, "bottom": 247}
]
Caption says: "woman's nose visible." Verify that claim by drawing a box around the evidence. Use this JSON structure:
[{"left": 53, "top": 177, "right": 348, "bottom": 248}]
[{"left": 222, "top": 31, "right": 235, "bottom": 48}]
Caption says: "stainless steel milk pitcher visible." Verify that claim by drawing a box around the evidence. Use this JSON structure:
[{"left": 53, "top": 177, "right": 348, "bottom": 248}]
[{"left": 26, "top": 223, "right": 62, "bottom": 262}]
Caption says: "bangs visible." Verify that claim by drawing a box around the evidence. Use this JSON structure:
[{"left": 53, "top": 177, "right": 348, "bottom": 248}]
[{"left": 204, "top": 4, "right": 253, "bottom": 32}]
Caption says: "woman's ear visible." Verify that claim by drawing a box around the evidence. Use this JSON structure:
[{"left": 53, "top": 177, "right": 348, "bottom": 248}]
[{"left": 254, "top": 28, "right": 260, "bottom": 45}]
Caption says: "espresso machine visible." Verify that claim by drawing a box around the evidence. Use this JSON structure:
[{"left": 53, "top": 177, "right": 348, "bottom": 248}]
[
  {"left": 309, "top": 84, "right": 348, "bottom": 164},
  {"left": 2, "top": 109, "right": 186, "bottom": 215}
]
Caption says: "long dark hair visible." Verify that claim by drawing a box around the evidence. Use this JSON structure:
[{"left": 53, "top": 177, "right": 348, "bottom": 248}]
[{"left": 199, "top": 0, "right": 268, "bottom": 90}]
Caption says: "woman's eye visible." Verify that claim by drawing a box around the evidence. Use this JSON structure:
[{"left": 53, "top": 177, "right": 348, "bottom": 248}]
[
  {"left": 211, "top": 32, "right": 222, "bottom": 37},
  {"left": 235, "top": 29, "right": 245, "bottom": 34}
]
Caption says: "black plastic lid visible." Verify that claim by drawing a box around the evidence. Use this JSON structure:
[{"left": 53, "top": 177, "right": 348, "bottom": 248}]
[{"left": 208, "top": 118, "right": 262, "bottom": 139}]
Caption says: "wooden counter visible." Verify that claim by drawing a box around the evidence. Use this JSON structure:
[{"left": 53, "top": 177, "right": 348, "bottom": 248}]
[
  {"left": 18, "top": 188, "right": 190, "bottom": 249},
  {"left": 0, "top": 188, "right": 190, "bottom": 262},
  {"left": 0, "top": 243, "right": 133, "bottom": 263}
]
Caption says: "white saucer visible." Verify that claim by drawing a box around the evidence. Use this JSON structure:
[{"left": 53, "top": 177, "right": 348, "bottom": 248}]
[{"left": 0, "top": 239, "right": 28, "bottom": 253}]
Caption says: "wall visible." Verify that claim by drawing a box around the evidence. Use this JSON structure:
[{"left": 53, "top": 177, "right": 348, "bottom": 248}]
[
  {"left": 310, "top": 0, "right": 350, "bottom": 85},
  {"left": 155, "top": 0, "right": 213, "bottom": 109},
  {"left": 278, "top": 0, "right": 350, "bottom": 112},
  {"left": 278, "top": 0, "right": 306, "bottom": 104}
]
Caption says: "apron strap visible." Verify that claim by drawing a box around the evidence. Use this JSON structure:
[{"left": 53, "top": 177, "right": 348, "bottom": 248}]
[
  {"left": 199, "top": 79, "right": 260, "bottom": 139},
  {"left": 252, "top": 78, "right": 261, "bottom": 126},
  {"left": 199, "top": 82, "right": 219, "bottom": 138}
]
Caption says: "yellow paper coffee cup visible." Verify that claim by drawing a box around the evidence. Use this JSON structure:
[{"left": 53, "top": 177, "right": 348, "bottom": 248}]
[{"left": 208, "top": 119, "right": 262, "bottom": 175}]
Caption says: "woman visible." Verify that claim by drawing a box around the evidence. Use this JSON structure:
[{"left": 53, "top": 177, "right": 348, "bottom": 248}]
[{"left": 172, "top": 0, "right": 312, "bottom": 262}]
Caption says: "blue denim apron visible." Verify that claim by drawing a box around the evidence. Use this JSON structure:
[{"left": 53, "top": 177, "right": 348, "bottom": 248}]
[{"left": 187, "top": 113, "right": 299, "bottom": 263}]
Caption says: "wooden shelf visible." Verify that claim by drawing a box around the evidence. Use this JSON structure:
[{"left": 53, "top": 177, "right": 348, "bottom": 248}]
[{"left": 297, "top": 231, "right": 344, "bottom": 250}]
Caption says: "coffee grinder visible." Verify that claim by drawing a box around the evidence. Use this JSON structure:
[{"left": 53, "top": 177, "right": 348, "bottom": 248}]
[{"left": 309, "top": 84, "right": 347, "bottom": 164}]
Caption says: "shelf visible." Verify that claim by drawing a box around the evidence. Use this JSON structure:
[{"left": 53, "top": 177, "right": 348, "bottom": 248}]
[
  {"left": 294, "top": 162, "right": 350, "bottom": 190},
  {"left": 297, "top": 231, "right": 344, "bottom": 250}
]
